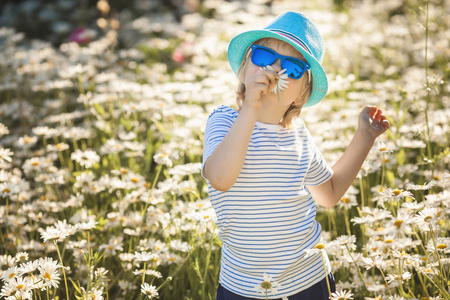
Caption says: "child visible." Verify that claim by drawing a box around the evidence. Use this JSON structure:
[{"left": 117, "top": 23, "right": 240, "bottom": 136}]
[{"left": 201, "top": 11, "right": 390, "bottom": 300}]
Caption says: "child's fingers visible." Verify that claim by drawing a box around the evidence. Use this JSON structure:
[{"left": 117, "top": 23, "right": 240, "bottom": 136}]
[
  {"left": 374, "top": 109, "right": 383, "bottom": 122},
  {"left": 253, "top": 71, "right": 278, "bottom": 93}
]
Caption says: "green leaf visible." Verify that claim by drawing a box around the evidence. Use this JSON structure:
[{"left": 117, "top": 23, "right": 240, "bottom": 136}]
[
  {"left": 396, "top": 148, "right": 406, "bottom": 166},
  {"left": 385, "top": 170, "right": 395, "bottom": 187}
]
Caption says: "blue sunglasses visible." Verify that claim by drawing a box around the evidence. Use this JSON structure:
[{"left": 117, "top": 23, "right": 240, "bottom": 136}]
[{"left": 250, "top": 44, "right": 310, "bottom": 80}]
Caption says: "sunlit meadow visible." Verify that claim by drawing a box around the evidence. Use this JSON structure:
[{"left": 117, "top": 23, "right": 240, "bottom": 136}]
[{"left": 0, "top": 0, "right": 449, "bottom": 299}]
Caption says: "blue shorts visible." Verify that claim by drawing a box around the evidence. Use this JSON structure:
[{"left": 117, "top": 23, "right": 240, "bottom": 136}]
[{"left": 216, "top": 273, "right": 336, "bottom": 300}]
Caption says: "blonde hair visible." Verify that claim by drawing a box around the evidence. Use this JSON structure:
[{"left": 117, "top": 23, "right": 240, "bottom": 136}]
[{"left": 234, "top": 38, "right": 313, "bottom": 129}]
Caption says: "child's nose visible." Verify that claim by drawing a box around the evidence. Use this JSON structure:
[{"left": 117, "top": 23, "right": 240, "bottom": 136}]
[{"left": 271, "top": 59, "right": 282, "bottom": 72}]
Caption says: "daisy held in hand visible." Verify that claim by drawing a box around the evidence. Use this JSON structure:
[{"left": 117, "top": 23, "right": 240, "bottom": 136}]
[{"left": 259, "top": 65, "right": 289, "bottom": 102}]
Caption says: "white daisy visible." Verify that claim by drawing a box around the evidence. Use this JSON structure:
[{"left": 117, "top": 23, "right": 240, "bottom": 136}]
[
  {"left": 14, "top": 252, "right": 28, "bottom": 263},
  {"left": 426, "top": 237, "right": 450, "bottom": 253},
  {"left": 38, "top": 258, "right": 61, "bottom": 289},
  {"left": 0, "top": 148, "right": 13, "bottom": 164},
  {"left": 71, "top": 149, "right": 100, "bottom": 168},
  {"left": 141, "top": 283, "right": 158, "bottom": 299},
  {"left": 412, "top": 207, "right": 440, "bottom": 231},
  {"left": 360, "top": 256, "right": 386, "bottom": 270},
  {"left": 385, "top": 271, "right": 411, "bottom": 284},
  {"left": 329, "top": 289, "right": 354, "bottom": 300},
  {"left": 1, "top": 266, "right": 19, "bottom": 282},
  {"left": 40, "top": 226, "right": 70, "bottom": 243},
  {"left": 259, "top": 65, "right": 289, "bottom": 94},
  {"left": 134, "top": 251, "right": 158, "bottom": 263},
  {"left": 253, "top": 272, "right": 280, "bottom": 295}
]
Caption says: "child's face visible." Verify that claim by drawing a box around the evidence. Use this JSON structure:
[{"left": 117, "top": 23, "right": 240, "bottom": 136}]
[{"left": 244, "top": 39, "right": 307, "bottom": 106}]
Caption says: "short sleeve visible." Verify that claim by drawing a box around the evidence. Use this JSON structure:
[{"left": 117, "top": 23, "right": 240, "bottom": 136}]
[
  {"left": 201, "top": 105, "right": 237, "bottom": 180},
  {"left": 304, "top": 130, "right": 333, "bottom": 186}
]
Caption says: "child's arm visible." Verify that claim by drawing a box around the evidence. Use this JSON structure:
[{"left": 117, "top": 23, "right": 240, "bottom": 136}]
[
  {"left": 306, "top": 106, "right": 390, "bottom": 208},
  {"left": 204, "top": 69, "right": 279, "bottom": 191}
]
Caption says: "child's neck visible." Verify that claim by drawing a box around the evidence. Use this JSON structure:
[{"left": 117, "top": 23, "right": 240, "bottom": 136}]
[{"left": 255, "top": 103, "right": 287, "bottom": 125}]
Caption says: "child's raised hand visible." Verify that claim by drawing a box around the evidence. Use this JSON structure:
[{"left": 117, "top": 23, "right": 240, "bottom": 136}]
[
  {"left": 244, "top": 68, "right": 280, "bottom": 110},
  {"left": 358, "top": 106, "right": 390, "bottom": 140}
]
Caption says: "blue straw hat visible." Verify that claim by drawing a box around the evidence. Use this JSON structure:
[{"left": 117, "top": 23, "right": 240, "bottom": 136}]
[{"left": 227, "top": 11, "right": 327, "bottom": 107}]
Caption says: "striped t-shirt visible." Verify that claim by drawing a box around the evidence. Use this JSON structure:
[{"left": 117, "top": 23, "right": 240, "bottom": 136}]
[{"left": 201, "top": 105, "right": 333, "bottom": 299}]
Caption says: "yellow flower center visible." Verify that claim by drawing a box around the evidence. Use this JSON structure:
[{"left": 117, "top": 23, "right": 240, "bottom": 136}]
[
  {"left": 384, "top": 238, "right": 394, "bottom": 243},
  {"left": 315, "top": 243, "right": 326, "bottom": 249},
  {"left": 17, "top": 284, "right": 25, "bottom": 289},
  {"left": 340, "top": 197, "right": 350, "bottom": 203},
  {"left": 376, "top": 227, "right": 385, "bottom": 232},
  {"left": 44, "top": 272, "right": 51, "bottom": 280},
  {"left": 379, "top": 147, "right": 387, "bottom": 152},
  {"left": 2, "top": 188, "right": 10, "bottom": 193},
  {"left": 392, "top": 189, "right": 402, "bottom": 196},
  {"left": 9, "top": 272, "right": 15, "bottom": 278},
  {"left": 261, "top": 281, "right": 272, "bottom": 289},
  {"left": 424, "top": 216, "right": 432, "bottom": 222},
  {"left": 437, "top": 244, "right": 447, "bottom": 250},
  {"left": 203, "top": 215, "right": 210, "bottom": 220},
  {"left": 393, "top": 220, "right": 403, "bottom": 228},
  {"left": 32, "top": 161, "right": 40, "bottom": 166},
  {"left": 131, "top": 177, "right": 139, "bottom": 183}
]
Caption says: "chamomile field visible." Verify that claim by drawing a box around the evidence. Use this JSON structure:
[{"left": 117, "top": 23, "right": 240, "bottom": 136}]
[{"left": 0, "top": 0, "right": 448, "bottom": 299}]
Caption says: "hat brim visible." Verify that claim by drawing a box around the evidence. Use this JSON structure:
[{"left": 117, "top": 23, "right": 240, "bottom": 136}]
[{"left": 227, "top": 30, "right": 328, "bottom": 107}]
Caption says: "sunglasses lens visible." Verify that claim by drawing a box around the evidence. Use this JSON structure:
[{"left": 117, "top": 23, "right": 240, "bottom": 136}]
[
  {"left": 284, "top": 58, "right": 306, "bottom": 79},
  {"left": 252, "top": 47, "right": 276, "bottom": 67}
]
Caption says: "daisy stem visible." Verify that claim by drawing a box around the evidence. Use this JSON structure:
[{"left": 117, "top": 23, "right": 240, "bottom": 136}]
[
  {"left": 359, "top": 176, "right": 365, "bottom": 208},
  {"left": 423, "top": 0, "right": 433, "bottom": 162},
  {"left": 265, "top": 288, "right": 268, "bottom": 300},
  {"left": 320, "top": 251, "right": 332, "bottom": 297},
  {"left": 141, "top": 165, "right": 163, "bottom": 216},
  {"left": 157, "top": 251, "right": 192, "bottom": 292},
  {"left": 413, "top": 232, "right": 428, "bottom": 259},
  {"left": 417, "top": 271, "right": 430, "bottom": 297},
  {"left": 142, "top": 262, "right": 147, "bottom": 285},
  {"left": 397, "top": 258, "right": 407, "bottom": 297},
  {"left": 343, "top": 207, "right": 352, "bottom": 236},
  {"left": 4, "top": 196, "right": 8, "bottom": 255},
  {"left": 345, "top": 244, "right": 366, "bottom": 289},
  {"left": 276, "top": 80, "right": 281, "bottom": 102},
  {"left": 87, "top": 231, "right": 92, "bottom": 291},
  {"left": 55, "top": 241, "right": 70, "bottom": 300},
  {"left": 429, "top": 224, "right": 447, "bottom": 285},
  {"left": 380, "top": 152, "right": 386, "bottom": 188},
  {"left": 151, "top": 165, "right": 162, "bottom": 194},
  {"left": 47, "top": 288, "right": 50, "bottom": 300},
  {"left": 418, "top": 267, "right": 450, "bottom": 299},
  {"left": 377, "top": 268, "right": 392, "bottom": 297}
]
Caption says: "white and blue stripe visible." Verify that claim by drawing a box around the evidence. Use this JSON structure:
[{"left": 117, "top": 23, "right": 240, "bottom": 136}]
[{"left": 202, "top": 105, "right": 333, "bottom": 299}]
